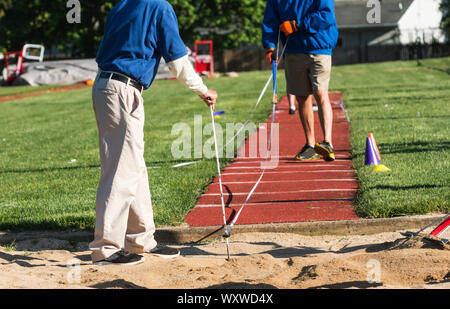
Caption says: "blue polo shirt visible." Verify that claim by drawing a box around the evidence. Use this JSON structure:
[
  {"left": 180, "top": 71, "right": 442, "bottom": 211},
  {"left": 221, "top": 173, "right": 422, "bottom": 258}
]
[{"left": 96, "top": 0, "right": 188, "bottom": 89}]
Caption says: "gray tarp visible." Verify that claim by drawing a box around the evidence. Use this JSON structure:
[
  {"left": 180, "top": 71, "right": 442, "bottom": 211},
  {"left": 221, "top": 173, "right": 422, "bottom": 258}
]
[{"left": 9, "top": 57, "right": 180, "bottom": 86}]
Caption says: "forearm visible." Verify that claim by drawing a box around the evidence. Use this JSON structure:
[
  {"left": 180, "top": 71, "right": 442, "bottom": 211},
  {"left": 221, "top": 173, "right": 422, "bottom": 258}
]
[
  {"left": 167, "top": 55, "right": 208, "bottom": 96},
  {"left": 261, "top": 0, "right": 279, "bottom": 49}
]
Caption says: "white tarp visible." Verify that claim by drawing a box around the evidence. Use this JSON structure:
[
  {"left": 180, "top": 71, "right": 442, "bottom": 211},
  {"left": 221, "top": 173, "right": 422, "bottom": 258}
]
[
  {"left": 12, "top": 59, "right": 98, "bottom": 86},
  {"left": 8, "top": 55, "right": 193, "bottom": 86}
]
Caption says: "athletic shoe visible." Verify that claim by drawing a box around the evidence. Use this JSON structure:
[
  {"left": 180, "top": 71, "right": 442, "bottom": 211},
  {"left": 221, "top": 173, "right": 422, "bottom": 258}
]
[
  {"left": 314, "top": 140, "right": 335, "bottom": 161},
  {"left": 148, "top": 245, "right": 180, "bottom": 259},
  {"left": 312, "top": 105, "right": 319, "bottom": 112},
  {"left": 289, "top": 107, "right": 296, "bottom": 114},
  {"left": 94, "top": 250, "right": 145, "bottom": 266},
  {"left": 295, "top": 144, "right": 320, "bottom": 161}
]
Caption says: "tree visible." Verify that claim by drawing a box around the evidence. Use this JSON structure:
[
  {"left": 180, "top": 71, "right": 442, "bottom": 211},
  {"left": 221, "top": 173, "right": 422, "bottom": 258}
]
[
  {"left": 0, "top": 0, "right": 267, "bottom": 57},
  {"left": 0, "top": 0, "right": 11, "bottom": 16},
  {"left": 441, "top": 0, "right": 450, "bottom": 40},
  {"left": 0, "top": 1, "right": 119, "bottom": 57},
  {"left": 172, "top": 0, "right": 266, "bottom": 50}
]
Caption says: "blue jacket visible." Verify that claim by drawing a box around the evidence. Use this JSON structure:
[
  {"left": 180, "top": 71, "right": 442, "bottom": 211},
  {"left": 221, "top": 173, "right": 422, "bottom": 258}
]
[
  {"left": 96, "top": 0, "right": 188, "bottom": 89},
  {"left": 262, "top": 0, "right": 339, "bottom": 55}
]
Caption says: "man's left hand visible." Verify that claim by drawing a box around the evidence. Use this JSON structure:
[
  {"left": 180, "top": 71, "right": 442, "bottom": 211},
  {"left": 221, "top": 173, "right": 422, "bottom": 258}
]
[
  {"left": 280, "top": 20, "right": 298, "bottom": 36},
  {"left": 266, "top": 48, "right": 277, "bottom": 63}
]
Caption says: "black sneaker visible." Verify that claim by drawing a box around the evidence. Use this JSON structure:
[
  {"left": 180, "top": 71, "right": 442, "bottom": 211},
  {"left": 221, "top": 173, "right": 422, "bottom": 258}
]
[
  {"left": 148, "top": 245, "right": 180, "bottom": 259},
  {"left": 314, "top": 140, "right": 335, "bottom": 161},
  {"left": 94, "top": 250, "right": 145, "bottom": 266},
  {"left": 289, "top": 107, "right": 296, "bottom": 114},
  {"left": 295, "top": 144, "right": 320, "bottom": 161}
]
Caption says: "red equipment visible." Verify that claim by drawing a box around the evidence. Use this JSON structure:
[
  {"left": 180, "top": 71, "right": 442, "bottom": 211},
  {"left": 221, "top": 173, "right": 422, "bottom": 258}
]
[
  {"left": 2, "top": 44, "right": 45, "bottom": 84},
  {"left": 194, "top": 40, "right": 214, "bottom": 78},
  {"left": 430, "top": 216, "right": 450, "bottom": 237},
  {"left": 4, "top": 51, "right": 24, "bottom": 84},
  {"left": 401, "top": 213, "right": 449, "bottom": 245}
]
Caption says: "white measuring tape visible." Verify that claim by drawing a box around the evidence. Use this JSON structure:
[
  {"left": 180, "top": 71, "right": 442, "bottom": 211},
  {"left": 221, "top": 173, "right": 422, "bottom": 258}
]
[
  {"left": 210, "top": 34, "right": 289, "bottom": 259},
  {"left": 223, "top": 37, "right": 289, "bottom": 150},
  {"left": 209, "top": 104, "right": 231, "bottom": 260}
]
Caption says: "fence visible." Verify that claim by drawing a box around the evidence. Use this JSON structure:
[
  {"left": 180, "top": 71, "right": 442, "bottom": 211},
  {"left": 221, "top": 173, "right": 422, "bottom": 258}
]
[
  {"left": 213, "top": 43, "right": 450, "bottom": 72},
  {"left": 333, "top": 42, "right": 450, "bottom": 65}
]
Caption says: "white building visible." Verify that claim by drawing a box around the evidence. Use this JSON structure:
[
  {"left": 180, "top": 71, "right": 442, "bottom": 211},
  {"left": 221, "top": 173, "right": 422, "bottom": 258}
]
[
  {"left": 335, "top": 0, "right": 446, "bottom": 48},
  {"left": 396, "top": 0, "right": 446, "bottom": 45}
]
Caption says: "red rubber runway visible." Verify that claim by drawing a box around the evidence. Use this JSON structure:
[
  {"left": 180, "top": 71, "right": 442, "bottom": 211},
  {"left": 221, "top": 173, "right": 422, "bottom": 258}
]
[{"left": 185, "top": 92, "right": 360, "bottom": 227}]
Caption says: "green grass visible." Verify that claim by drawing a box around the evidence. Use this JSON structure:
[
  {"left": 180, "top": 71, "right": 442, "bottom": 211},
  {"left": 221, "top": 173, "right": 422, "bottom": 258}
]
[
  {"left": 330, "top": 57, "right": 450, "bottom": 217},
  {"left": 0, "top": 85, "right": 57, "bottom": 97},
  {"left": 0, "top": 71, "right": 278, "bottom": 230},
  {"left": 0, "top": 57, "right": 449, "bottom": 231}
]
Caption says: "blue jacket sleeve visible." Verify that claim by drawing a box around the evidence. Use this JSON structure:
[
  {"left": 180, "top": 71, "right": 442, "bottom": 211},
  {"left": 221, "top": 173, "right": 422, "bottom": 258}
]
[
  {"left": 156, "top": 2, "right": 188, "bottom": 62},
  {"left": 261, "top": 0, "right": 280, "bottom": 50},
  {"left": 299, "top": 0, "right": 336, "bottom": 34}
]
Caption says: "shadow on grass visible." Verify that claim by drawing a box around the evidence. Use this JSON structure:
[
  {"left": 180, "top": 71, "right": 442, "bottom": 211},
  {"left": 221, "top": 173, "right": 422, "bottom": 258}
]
[
  {"left": 0, "top": 164, "right": 100, "bottom": 174},
  {"left": 0, "top": 158, "right": 217, "bottom": 174},
  {"left": 377, "top": 141, "right": 450, "bottom": 153},
  {"left": 372, "top": 184, "right": 447, "bottom": 191},
  {"left": 0, "top": 217, "right": 95, "bottom": 232},
  {"left": 352, "top": 115, "right": 450, "bottom": 120},
  {"left": 423, "top": 65, "right": 450, "bottom": 75},
  {"left": 353, "top": 141, "right": 450, "bottom": 158}
]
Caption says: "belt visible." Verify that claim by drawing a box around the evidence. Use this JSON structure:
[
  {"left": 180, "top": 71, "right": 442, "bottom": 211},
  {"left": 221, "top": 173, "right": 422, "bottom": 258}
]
[{"left": 99, "top": 71, "right": 144, "bottom": 93}]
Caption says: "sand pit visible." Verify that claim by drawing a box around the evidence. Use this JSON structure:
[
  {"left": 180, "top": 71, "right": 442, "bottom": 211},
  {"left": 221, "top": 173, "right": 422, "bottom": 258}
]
[{"left": 0, "top": 231, "right": 448, "bottom": 289}]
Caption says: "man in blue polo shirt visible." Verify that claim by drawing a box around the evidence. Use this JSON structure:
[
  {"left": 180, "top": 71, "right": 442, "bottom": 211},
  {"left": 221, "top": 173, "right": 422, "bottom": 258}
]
[
  {"left": 90, "top": 0, "right": 217, "bottom": 266},
  {"left": 262, "top": 0, "right": 338, "bottom": 162}
]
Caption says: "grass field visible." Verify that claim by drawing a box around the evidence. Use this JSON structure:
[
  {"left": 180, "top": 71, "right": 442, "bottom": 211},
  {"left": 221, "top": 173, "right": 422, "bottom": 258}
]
[
  {"left": 0, "top": 71, "right": 277, "bottom": 230},
  {"left": 0, "top": 84, "right": 56, "bottom": 97},
  {"left": 331, "top": 57, "right": 450, "bottom": 217},
  {"left": 0, "top": 57, "right": 449, "bottom": 230}
]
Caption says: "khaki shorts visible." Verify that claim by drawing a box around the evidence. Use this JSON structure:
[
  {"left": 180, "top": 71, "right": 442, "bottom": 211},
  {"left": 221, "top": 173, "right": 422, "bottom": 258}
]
[{"left": 285, "top": 53, "right": 332, "bottom": 96}]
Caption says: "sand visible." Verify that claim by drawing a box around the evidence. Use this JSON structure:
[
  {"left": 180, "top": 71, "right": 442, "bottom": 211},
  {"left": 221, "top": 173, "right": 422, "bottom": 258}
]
[{"left": 0, "top": 230, "right": 448, "bottom": 289}]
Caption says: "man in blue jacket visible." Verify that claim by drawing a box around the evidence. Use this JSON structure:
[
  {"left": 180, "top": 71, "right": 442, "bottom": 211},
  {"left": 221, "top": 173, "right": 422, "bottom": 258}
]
[
  {"left": 262, "top": 0, "right": 338, "bottom": 162},
  {"left": 90, "top": 0, "right": 217, "bottom": 266}
]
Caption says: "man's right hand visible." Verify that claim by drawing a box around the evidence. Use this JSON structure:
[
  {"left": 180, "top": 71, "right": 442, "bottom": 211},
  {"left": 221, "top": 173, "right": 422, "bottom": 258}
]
[{"left": 200, "top": 89, "right": 218, "bottom": 109}]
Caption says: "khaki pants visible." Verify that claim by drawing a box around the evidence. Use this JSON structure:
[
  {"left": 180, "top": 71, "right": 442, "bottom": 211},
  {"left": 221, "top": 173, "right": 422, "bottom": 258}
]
[
  {"left": 285, "top": 53, "right": 332, "bottom": 96},
  {"left": 89, "top": 73, "right": 157, "bottom": 262}
]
